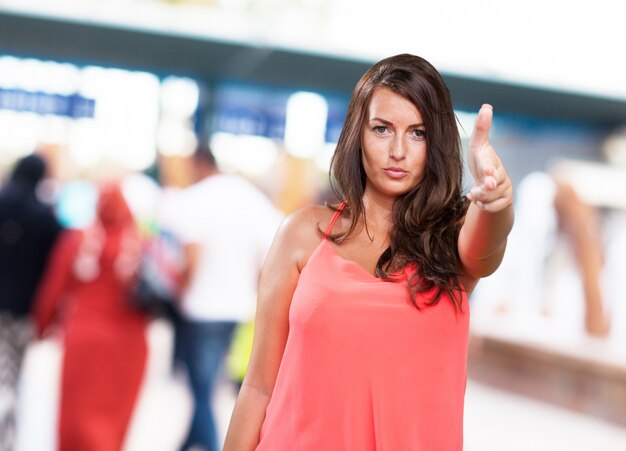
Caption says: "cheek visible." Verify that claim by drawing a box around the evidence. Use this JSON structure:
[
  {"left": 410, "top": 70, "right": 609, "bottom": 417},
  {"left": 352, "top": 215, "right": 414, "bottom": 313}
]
[
  {"left": 410, "top": 144, "right": 428, "bottom": 169},
  {"left": 360, "top": 139, "right": 377, "bottom": 168}
]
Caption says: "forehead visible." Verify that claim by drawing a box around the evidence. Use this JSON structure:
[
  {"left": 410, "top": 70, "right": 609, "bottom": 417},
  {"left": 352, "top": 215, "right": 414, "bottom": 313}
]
[{"left": 367, "top": 87, "right": 422, "bottom": 123}]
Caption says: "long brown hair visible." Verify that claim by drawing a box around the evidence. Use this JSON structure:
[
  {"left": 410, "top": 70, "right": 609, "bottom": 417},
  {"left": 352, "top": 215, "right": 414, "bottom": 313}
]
[{"left": 329, "top": 53, "right": 469, "bottom": 310}]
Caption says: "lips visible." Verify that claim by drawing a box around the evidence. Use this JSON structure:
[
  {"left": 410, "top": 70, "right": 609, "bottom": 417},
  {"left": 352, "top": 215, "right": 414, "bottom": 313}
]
[{"left": 383, "top": 167, "right": 408, "bottom": 179}]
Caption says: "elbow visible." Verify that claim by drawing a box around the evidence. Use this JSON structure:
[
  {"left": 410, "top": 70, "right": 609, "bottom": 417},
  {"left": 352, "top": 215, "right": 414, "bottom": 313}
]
[
  {"left": 460, "top": 241, "right": 507, "bottom": 279},
  {"left": 465, "top": 262, "right": 500, "bottom": 279}
]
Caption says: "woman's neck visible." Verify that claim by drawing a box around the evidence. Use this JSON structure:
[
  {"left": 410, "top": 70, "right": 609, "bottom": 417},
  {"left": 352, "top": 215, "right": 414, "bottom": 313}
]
[{"left": 361, "top": 191, "right": 394, "bottom": 232}]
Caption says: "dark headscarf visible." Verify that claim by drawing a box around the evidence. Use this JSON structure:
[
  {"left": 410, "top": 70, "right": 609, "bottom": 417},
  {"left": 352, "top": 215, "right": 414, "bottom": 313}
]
[
  {"left": 0, "top": 153, "right": 62, "bottom": 316},
  {"left": 9, "top": 154, "right": 46, "bottom": 190}
]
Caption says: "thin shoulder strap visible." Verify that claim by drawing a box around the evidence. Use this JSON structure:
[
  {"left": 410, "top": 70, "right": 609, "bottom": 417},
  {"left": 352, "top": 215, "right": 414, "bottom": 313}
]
[{"left": 323, "top": 202, "right": 346, "bottom": 239}]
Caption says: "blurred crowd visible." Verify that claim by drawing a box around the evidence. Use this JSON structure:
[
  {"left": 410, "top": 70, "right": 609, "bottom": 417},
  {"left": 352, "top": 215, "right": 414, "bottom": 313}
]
[{"left": 0, "top": 144, "right": 282, "bottom": 451}]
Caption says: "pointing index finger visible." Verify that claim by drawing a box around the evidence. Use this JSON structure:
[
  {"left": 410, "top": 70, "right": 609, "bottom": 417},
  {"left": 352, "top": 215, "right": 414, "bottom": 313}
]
[
  {"left": 475, "top": 147, "right": 497, "bottom": 183},
  {"left": 469, "top": 104, "right": 493, "bottom": 151}
]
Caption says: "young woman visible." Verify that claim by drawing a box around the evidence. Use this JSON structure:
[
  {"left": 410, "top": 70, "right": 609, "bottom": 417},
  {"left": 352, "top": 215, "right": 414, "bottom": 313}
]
[{"left": 224, "top": 53, "right": 514, "bottom": 450}]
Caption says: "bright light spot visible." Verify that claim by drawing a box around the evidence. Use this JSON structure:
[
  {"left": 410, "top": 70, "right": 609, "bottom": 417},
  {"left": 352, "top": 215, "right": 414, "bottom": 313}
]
[
  {"left": 0, "top": 110, "right": 41, "bottom": 158},
  {"left": 122, "top": 172, "right": 162, "bottom": 227},
  {"left": 211, "top": 132, "right": 279, "bottom": 177},
  {"left": 314, "top": 142, "right": 336, "bottom": 172},
  {"left": 41, "top": 116, "right": 71, "bottom": 145},
  {"left": 18, "top": 59, "right": 51, "bottom": 92},
  {"left": 161, "top": 76, "right": 199, "bottom": 118},
  {"left": 76, "top": 67, "right": 160, "bottom": 170},
  {"left": 68, "top": 118, "right": 102, "bottom": 168},
  {"left": 56, "top": 179, "right": 98, "bottom": 228},
  {"left": 284, "top": 91, "right": 328, "bottom": 158},
  {"left": 157, "top": 120, "right": 198, "bottom": 157},
  {"left": 44, "top": 61, "right": 80, "bottom": 95},
  {"left": 157, "top": 76, "right": 199, "bottom": 157},
  {"left": 0, "top": 56, "right": 22, "bottom": 88}
]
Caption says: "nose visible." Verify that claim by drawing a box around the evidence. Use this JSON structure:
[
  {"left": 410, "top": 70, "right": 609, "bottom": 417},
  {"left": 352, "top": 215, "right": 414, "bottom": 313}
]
[{"left": 389, "top": 135, "right": 406, "bottom": 161}]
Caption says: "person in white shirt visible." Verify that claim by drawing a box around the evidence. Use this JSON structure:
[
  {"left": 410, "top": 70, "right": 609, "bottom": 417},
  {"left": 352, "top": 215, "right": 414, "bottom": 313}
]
[{"left": 173, "top": 144, "right": 283, "bottom": 451}]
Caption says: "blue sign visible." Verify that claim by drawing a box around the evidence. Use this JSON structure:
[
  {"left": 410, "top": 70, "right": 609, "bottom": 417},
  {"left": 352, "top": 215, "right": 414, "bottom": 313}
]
[
  {"left": 211, "top": 82, "right": 348, "bottom": 143},
  {"left": 0, "top": 88, "right": 95, "bottom": 118},
  {"left": 212, "top": 83, "right": 288, "bottom": 139}
]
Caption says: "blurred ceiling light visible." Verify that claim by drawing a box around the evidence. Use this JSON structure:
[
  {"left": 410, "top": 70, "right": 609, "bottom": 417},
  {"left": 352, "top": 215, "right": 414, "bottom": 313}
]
[
  {"left": 41, "top": 116, "right": 71, "bottom": 145},
  {"left": 78, "top": 66, "right": 160, "bottom": 170},
  {"left": 44, "top": 61, "right": 80, "bottom": 95},
  {"left": 0, "top": 56, "right": 21, "bottom": 88},
  {"left": 284, "top": 91, "right": 328, "bottom": 158},
  {"left": 19, "top": 59, "right": 51, "bottom": 92},
  {"left": 603, "top": 129, "right": 626, "bottom": 167},
  {"left": 157, "top": 121, "right": 198, "bottom": 157},
  {"left": 314, "top": 142, "right": 336, "bottom": 173},
  {"left": 160, "top": 76, "right": 200, "bottom": 118},
  {"left": 211, "top": 131, "right": 279, "bottom": 177},
  {"left": 0, "top": 111, "right": 41, "bottom": 157},
  {"left": 68, "top": 119, "right": 102, "bottom": 168}
]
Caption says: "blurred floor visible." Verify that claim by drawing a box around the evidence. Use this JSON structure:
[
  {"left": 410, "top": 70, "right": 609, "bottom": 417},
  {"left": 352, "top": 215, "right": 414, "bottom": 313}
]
[
  {"left": 464, "top": 379, "right": 626, "bottom": 451},
  {"left": 17, "top": 323, "right": 626, "bottom": 450},
  {"left": 213, "top": 375, "right": 237, "bottom": 448},
  {"left": 212, "top": 375, "right": 626, "bottom": 450}
]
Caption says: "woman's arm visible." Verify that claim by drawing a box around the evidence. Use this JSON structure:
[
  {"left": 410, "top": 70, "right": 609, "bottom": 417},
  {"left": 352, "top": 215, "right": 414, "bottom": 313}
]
[
  {"left": 223, "top": 207, "right": 321, "bottom": 451},
  {"left": 458, "top": 105, "right": 514, "bottom": 282}
]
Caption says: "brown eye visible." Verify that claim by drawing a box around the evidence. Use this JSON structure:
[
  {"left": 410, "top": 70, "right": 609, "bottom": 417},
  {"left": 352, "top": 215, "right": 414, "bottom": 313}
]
[{"left": 413, "top": 129, "right": 426, "bottom": 138}]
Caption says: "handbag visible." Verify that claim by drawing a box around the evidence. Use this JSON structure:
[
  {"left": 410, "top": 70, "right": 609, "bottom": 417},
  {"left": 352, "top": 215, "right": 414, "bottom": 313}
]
[{"left": 132, "top": 229, "right": 183, "bottom": 317}]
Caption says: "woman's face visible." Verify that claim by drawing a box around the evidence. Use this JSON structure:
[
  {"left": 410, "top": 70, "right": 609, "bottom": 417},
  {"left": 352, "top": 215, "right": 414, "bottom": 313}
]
[{"left": 361, "top": 87, "right": 427, "bottom": 200}]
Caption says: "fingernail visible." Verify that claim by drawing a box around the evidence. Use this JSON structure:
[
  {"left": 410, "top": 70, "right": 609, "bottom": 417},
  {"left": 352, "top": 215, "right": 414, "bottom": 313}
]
[
  {"left": 482, "top": 104, "right": 493, "bottom": 110},
  {"left": 476, "top": 201, "right": 484, "bottom": 209}
]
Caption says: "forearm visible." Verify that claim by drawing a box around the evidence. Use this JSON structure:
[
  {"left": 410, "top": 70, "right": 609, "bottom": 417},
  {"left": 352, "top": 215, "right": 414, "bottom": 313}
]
[
  {"left": 223, "top": 382, "right": 271, "bottom": 451},
  {"left": 458, "top": 202, "right": 514, "bottom": 276}
]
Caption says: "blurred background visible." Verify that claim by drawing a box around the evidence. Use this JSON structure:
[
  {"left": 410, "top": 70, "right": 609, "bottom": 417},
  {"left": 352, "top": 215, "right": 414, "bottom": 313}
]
[{"left": 1, "top": 0, "right": 625, "bottom": 450}]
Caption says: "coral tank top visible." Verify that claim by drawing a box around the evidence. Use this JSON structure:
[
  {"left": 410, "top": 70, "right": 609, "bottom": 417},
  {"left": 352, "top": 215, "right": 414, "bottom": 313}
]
[{"left": 257, "top": 206, "right": 469, "bottom": 451}]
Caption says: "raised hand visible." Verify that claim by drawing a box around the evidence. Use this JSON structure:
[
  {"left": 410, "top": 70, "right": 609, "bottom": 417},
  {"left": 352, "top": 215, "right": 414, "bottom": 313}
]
[{"left": 466, "top": 104, "right": 513, "bottom": 212}]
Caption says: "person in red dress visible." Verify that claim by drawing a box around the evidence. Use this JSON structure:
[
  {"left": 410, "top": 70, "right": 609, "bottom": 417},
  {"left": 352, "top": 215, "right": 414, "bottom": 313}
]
[
  {"left": 224, "top": 54, "right": 514, "bottom": 450},
  {"left": 34, "top": 182, "right": 148, "bottom": 451}
]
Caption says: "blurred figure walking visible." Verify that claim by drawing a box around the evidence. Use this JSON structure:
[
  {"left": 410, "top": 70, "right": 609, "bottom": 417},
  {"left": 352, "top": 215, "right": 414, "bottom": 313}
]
[
  {"left": 173, "top": 144, "right": 282, "bottom": 451},
  {"left": 0, "top": 154, "right": 62, "bottom": 451},
  {"left": 34, "top": 183, "right": 148, "bottom": 451}
]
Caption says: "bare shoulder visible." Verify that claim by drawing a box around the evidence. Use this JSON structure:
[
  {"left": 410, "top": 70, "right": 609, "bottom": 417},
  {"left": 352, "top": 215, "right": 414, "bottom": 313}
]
[{"left": 273, "top": 204, "right": 336, "bottom": 272}]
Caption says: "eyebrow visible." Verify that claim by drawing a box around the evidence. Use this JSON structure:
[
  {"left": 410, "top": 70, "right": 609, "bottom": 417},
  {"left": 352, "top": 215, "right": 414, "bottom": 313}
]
[{"left": 369, "top": 117, "right": 425, "bottom": 128}]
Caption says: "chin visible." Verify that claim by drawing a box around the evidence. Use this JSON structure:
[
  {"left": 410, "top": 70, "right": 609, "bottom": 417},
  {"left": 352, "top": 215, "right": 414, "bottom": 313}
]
[
  {"left": 380, "top": 186, "right": 415, "bottom": 199},
  {"left": 366, "top": 177, "right": 420, "bottom": 200}
]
